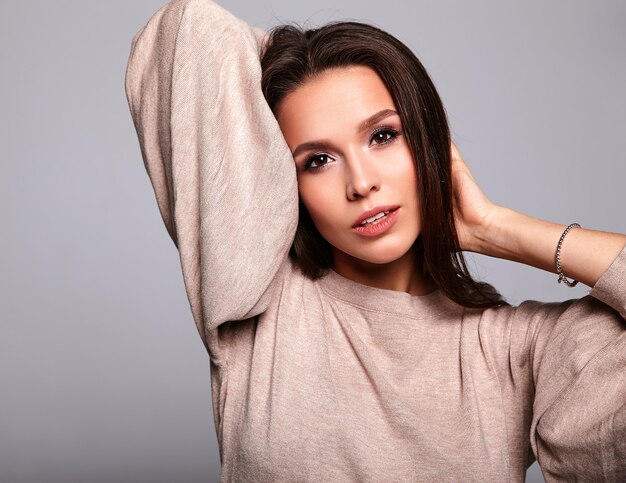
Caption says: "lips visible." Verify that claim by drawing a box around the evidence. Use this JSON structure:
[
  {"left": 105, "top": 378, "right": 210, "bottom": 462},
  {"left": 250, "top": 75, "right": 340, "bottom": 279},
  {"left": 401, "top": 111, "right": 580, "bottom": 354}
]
[{"left": 352, "top": 205, "right": 400, "bottom": 228}]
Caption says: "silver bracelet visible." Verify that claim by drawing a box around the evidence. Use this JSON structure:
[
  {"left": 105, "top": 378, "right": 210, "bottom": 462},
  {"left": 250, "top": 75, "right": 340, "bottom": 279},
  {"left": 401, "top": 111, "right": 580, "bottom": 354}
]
[{"left": 555, "top": 223, "right": 581, "bottom": 287}]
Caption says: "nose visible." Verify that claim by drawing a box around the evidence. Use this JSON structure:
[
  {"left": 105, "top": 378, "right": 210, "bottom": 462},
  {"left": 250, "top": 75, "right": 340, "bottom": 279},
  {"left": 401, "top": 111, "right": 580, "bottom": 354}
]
[{"left": 345, "top": 151, "right": 381, "bottom": 200}]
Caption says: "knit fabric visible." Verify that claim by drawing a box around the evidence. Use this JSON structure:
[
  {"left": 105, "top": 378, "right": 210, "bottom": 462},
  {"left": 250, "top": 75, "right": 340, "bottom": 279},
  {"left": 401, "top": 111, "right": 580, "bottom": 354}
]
[{"left": 125, "top": 1, "right": 626, "bottom": 481}]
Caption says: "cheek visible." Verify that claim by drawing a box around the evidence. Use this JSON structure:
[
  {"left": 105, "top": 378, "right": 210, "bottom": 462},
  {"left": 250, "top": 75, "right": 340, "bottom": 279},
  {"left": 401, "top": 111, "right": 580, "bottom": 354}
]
[
  {"left": 400, "top": 166, "right": 419, "bottom": 195},
  {"left": 392, "top": 152, "right": 419, "bottom": 196},
  {"left": 298, "top": 177, "right": 342, "bottom": 228}
]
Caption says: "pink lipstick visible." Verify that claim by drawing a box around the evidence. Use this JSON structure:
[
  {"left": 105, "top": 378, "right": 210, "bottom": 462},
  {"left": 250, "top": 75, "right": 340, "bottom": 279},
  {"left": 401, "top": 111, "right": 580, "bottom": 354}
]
[{"left": 351, "top": 206, "right": 400, "bottom": 237}]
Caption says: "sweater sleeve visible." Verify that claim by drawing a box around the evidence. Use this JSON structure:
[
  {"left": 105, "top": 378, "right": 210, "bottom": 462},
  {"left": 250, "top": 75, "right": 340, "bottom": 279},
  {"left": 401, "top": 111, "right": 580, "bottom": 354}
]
[
  {"left": 527, "top": 241, "right": 626, "bottom": 481},
  {"left": 124, "top": 0, "right": 298, "bottom": 363}
]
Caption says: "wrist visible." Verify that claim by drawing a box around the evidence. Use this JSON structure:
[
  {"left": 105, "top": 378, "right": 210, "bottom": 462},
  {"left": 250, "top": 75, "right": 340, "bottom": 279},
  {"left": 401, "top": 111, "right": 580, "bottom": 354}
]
[
  {"left": 470, "top": 205, "right": 519, "bottom": 258},
  {"left": 469, "top": 206, "right": 570, "bottom": 269}
]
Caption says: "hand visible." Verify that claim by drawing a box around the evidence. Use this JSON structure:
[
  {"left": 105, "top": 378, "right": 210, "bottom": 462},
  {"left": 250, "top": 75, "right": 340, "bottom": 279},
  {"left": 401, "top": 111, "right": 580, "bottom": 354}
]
[
  {"left": 450, "top": 141, "right": 499, "bottom": 252},
  {"left": 449, "top": 142, "right": 626, "bottom": 285}
]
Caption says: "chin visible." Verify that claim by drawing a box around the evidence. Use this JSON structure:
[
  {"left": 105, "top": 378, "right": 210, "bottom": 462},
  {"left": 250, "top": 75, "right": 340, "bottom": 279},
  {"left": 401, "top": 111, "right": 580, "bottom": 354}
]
[
  {"left": 343, "top": 239, "right": 414, "bottom": 266},
  {"left": 355, "top": 250, "right": 408, "bottom": 266}
]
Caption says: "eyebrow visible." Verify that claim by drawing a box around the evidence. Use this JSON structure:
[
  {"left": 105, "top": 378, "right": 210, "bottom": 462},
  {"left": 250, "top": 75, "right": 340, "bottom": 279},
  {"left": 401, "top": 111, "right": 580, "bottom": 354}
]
[{"left": 291, "top": 108, "right": 399, "bottom": 159}]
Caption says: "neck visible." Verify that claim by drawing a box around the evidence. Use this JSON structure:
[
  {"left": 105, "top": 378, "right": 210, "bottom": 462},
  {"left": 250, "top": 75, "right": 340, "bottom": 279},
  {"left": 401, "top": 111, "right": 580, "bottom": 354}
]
[{"left": 330, "top": 245, "right": 436, "bottom": 296}]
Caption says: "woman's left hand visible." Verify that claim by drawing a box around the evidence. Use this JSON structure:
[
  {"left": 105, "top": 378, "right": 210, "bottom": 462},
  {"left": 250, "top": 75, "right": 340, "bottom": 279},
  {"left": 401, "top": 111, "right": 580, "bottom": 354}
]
[
  {"left": 448, "top": 141, "right": 626, "bottom": 286},
  {"left": 450, "top": 141, "right": 499, "bottom": 252}
]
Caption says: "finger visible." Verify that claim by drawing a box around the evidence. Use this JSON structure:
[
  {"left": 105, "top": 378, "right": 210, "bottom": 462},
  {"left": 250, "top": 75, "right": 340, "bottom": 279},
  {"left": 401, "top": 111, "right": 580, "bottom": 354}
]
[{"left": 450, "top": 140, "right": 460, "bottom": 158}]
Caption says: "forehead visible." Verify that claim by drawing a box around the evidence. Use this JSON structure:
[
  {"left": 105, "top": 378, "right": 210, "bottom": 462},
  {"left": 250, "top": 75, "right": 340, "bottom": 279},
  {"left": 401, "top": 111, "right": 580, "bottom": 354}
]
[{"left": 276, "top": 65, "right": 396, "bottom": 142}]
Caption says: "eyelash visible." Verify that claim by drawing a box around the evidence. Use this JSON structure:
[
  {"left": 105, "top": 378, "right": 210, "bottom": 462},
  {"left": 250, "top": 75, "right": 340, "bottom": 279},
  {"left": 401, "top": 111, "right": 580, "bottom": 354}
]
[{"left": 302, "top": 126, "right": 401, "bottom": 173}]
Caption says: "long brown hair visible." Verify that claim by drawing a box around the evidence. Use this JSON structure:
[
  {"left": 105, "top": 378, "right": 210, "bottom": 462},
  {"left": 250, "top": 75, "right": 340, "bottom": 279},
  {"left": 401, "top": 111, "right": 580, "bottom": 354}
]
[{"left": 260, "top": 21, "right": 507, "bottom": 309}]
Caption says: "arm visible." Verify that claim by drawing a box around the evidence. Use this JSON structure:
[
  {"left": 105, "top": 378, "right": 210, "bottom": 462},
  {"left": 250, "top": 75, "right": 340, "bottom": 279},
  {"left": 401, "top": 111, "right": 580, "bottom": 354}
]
[
  {"left": 125, "top": 0, "right": 298, "bottom": 363},
  {"left": 450, "top": 144, "right": 626, "bottom": 479},
  {"left": 470, "top": 207, "right": 626, "bottom": 290},
  {"left": 525, "top": 247, "right": 626, "bottom": 481},
  {"left": 449, "top": 142, "right": 626, "bottom": 289}
]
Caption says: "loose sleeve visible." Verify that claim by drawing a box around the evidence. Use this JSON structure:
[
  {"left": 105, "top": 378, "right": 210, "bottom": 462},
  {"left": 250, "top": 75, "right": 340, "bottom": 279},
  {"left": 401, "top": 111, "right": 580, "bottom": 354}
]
[
  {"left": 124, "top": 0, "right": 298, "bottom": 364},
  {"left": 528, "top": 241, "right": 626, "bottom": 481}
]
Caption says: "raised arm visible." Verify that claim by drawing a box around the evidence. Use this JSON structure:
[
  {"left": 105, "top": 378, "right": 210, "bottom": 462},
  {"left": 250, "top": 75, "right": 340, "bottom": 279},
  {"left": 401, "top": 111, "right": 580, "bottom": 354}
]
[
  {"left": 450, "top": 143, "right": 626, "bottom": 479},
  {"left": 524, "top": 244, "right": 626, "bottom": 480},
  {"left": 449, "top": 141, "right": 626, "bottom": 291},
  {"left": 124, "top": 0, "right": 298, "bottom": 362}
]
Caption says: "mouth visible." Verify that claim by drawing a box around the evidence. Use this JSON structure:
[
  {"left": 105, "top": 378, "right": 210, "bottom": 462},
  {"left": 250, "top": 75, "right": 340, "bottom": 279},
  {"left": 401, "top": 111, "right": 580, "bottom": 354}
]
[
  {"left": 351, "top": 207, "right": 400, "bottom": 237},
  {"left": 352, "top": 205, "right": 400, "bottom": 228}
]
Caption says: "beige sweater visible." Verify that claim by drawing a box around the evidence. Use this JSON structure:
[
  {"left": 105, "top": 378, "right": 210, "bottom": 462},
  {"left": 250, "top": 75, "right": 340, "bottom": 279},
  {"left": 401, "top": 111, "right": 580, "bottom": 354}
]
[{"left": 125, "top": 1, "right": 626, "bottom": 481}]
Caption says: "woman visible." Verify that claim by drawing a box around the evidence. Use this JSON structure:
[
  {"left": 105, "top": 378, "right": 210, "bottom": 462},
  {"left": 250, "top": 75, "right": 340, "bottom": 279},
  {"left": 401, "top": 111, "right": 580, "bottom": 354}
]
[{"left": 125, "top": 0, "right": 626, "bottom": 481}]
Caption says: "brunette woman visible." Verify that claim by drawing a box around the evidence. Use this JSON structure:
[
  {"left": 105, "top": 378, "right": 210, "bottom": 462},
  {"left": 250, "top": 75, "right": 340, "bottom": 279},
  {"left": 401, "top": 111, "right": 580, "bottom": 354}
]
[{"left": 125, "top": 0, "right": 626, "bottom": 481}]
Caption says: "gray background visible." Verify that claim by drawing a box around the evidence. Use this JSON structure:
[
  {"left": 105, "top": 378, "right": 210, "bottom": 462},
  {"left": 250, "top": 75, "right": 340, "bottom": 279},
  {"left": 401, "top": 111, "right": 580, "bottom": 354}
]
[{"left": 1, "top": 0, "right": 624, "bottom": 482}]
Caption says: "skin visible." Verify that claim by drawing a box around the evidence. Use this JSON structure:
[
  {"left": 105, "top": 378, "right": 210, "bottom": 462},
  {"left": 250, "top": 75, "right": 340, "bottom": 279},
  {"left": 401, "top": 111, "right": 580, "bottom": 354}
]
[
  {"left": 276, "top": 65, "right": 626, "bottom": 294},
  {"left": 276, "top": 65, "right": 435, "bottom": 295}
]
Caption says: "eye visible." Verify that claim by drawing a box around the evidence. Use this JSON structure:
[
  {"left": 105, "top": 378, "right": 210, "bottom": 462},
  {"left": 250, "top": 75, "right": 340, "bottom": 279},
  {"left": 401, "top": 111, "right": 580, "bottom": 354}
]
[
  {"left": 303, "top": 153, "right": 333, "bottom": 172},
  {"left": 370, "top": 127, "right": 400, "bottom": 146}
]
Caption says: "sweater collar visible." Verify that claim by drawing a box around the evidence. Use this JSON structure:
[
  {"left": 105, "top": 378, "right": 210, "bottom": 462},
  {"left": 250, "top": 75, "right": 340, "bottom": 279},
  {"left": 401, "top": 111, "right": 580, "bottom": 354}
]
[{"left": 317, "top": 267, "right": 462, "bottom": 318}]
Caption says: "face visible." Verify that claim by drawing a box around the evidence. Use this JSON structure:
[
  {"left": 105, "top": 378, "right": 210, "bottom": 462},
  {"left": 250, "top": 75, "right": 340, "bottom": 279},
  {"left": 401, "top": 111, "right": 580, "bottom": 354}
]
[{"left": 276, "top": 65, "right": 421, "bottom": 270}]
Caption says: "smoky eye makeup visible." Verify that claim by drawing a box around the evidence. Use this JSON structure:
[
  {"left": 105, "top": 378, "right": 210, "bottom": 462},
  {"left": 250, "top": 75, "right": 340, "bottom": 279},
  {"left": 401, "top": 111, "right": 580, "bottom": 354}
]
[
  {"left": 370, "top": 125, "right": 401, "bottom": 146},
  {"left": 302, "top": 152, "right": 333, "bottom": 172},
  {"left": 298, "top": 125, "right": 403, "bottom": 173}
]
